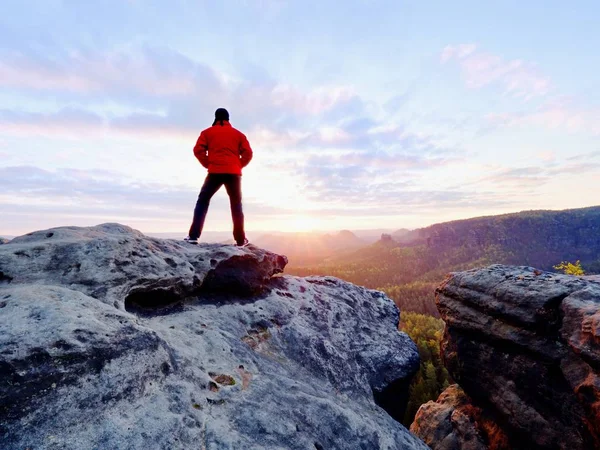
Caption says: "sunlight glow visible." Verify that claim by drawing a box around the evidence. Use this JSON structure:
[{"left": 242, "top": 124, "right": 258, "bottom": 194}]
[{"left": 290, "top": 215, "right": 319, "bottom": 232}]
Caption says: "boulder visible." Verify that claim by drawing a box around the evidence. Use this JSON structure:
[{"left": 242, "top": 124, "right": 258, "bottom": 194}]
[
  {"left": 0, "top": 224, "right": 426, "bottom": 449},
  {"left": 0, "top": 224, "right": 287, "bottom": 310},
  {"left": 410, "top": 385, "right": 509, "bottom": 450},
  {"left": 417, "top": 265, "right": 600, "bottom": 450}
]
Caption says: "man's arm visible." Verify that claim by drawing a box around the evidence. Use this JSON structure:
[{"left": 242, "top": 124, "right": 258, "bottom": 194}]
[
  {"left": 193, "top": 132, "right": 209, "bottom": 168},
  {"left": 239, "top": 134, "right": 253, "bottom": 168}
]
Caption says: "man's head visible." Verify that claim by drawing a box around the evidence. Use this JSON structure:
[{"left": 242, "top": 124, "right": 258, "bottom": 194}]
[{"left": 213, "top": 108, "right": 229, "bottom": 125}]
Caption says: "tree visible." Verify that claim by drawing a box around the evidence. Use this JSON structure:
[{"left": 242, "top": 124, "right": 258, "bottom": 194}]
[
  {"left": 553, "top": 260, "right": 585, "bottom": 276},
  {"left": 400, "top": 312, "right": 450, "bottom": 425}
]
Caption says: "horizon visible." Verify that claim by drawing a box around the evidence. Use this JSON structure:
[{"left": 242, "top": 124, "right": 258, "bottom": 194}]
[
  {"left": 2, "top": 204, "right": 598, "bottom": 240},
  {"left": 2, "top": 1, "right": 600, "bottom": 235}
]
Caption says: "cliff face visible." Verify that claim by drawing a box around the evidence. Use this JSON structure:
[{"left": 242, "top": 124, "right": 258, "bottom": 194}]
[
  {"left": 0, "top": 224, "right": 426, "bottom": 449},
  {"left": 411, "top": 265, "right": 600, "bottom": 450}
]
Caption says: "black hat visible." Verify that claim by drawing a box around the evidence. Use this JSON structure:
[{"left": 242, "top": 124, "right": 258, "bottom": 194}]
[{"left": 214, "top": 108, "right": 229, "bottom": 123}]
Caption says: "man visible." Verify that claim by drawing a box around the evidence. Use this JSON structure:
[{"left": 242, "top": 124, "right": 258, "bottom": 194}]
[{"left": 185, "top": 108, "right": 253, "bottom": 246}]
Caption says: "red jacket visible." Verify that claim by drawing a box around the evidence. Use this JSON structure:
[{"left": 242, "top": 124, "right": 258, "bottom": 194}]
[{"left": 193, "top": 121, "right": 253, "bottom": 175}]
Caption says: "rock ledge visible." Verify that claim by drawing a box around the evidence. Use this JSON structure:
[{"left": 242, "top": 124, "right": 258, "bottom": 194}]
[
  {"left": 0, "top": 224, "right": 426, "bottom": 449},
  {"left": 412, "top": 264, "right": 600, "bottom": 450}
]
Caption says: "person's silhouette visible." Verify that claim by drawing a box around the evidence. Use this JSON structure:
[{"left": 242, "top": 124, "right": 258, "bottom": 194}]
[{"left": 185, "top": 108, "right": 253, "bottom": 246}]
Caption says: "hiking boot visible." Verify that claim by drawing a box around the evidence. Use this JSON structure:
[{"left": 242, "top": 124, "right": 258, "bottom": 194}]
[
  {"left": 184, "top": 236, "right": 198, "bottom": 245},
  {"left": 236, "top": 238, "right": 250, "bottom": 247}
]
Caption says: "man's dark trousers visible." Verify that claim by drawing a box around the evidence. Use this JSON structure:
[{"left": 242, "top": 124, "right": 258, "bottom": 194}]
[{"left": 188, "top": 174, "right": 245, "bottom": 244}]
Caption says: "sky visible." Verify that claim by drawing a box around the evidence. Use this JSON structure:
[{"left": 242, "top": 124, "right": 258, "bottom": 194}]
[{"left": 1, "top": 0, "right": 599, "bottom": 236}]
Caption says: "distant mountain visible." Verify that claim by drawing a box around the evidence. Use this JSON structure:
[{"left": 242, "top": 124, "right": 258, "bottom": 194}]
[
  {"left": 289, "top": 206, "right": 600, "bottom": 316},
  {"left": 146, "top": 229, "right": 390, "bottom": 245},
  {"left": 334, "top": 206, "right": 600, "bottom": 274},
  {"left": 392, "top": 228, "right": 412, "bottom": 241},
  {"left": 351, "top": 229, "right": 398, "bottom": 244},
  {"left": 254, "top": 230, "right": 364, "bottom": 266},
  {"left": 405, "top": 206, "right": 600, "bottom": 270}
]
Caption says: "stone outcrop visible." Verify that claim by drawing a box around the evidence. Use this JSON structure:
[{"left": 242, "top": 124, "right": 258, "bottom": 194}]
[
  {"left": 410, "top": 385, "right": 509, "bottom": 450},
  {"left": 0, "top": 223, "right": 287, "bottom": 311},
  {"left": 0, "top": 224, "right": 426, "bottom": 449},
  {"left": 411, "top": 265, "right": 600, "bottom": 450}
]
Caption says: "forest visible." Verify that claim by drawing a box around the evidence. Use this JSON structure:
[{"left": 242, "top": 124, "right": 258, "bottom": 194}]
[
  {"left": 290, "top": 206, "right": 600, "bottom": 315},
  {"left": 287, "top": 206, "right": 600, "bottom": 424},
  {"left": 399, "top": 312, "right": 449, "bottom": 425}
]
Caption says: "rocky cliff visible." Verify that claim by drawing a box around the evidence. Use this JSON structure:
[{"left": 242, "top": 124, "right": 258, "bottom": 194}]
[
  {"left": 0, "top": 224, "right": 427, "bottom": 449},
  {"left": 411, "top": 265, "right": 600, "bottom": 450}
]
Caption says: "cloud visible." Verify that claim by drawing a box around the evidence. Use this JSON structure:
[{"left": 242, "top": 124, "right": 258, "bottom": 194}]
[
  {"left": 0, "top": 164, "right": 511, "bottom": 236},
  {"left": 440, "top": 47, "right": 598, "bottom": 137},
  {"left": 0, "top": 161, "right": 541, "bottom": 236},
  {"left": 477, "top": 161, "right": 600, "bottom": 190},
  {"left": 486, "top": 99, "right": 600, "bottom": 135},
  {"left": 440, "top": 44, "right": 477, "bottom": 63},
  {"left": 279, "top": 147, "right": 463, "bottom": 208},
  {"left": 0, "top": 43, "right": 370, "bottom": 148},
  {"left": 304, "top": 150, "right": 454, "bottom": 174},
  {"left": 567, "top": 151, "right": 600, "bottom": 161},
  {"left": 0, "top": 90, "right": 465, "bottom": 171},
  {"left": 270, "top": 85, "right": 357, "bottom": 115},
  {"left": 0, "top": 47, "right": 199, "bottom": 97},
  {"left": 481, "top": 166, "right": 550, "bottom": 188},
  {"left": 297, "top": 187, "right": 513, "bottom": 216},
  {"left": 383, "top": 91, "right": 412, "bottom": 115},
  {"left": 285, "top": 117, "right": 465, "bottom": 158},
  {"left": 0, "top": 108, "right": 106, "bottom": 138},
  {"left": 253, "top": 121, "right": 463, "bottom": 195},
  {"left": 0, "top": 165, "right": 303, "bottom": 234},
  {"left": 0, "top": 166, "right": 190, "bottom": 209},
  {"left": 0, "top": 42, "right": 475, "bottom": 166},
  {"left": 441, "top": 44, "right": 552, "bottom": 100},
  {"left": 0, "top": 45, "right": 359, "bottom": 126}
]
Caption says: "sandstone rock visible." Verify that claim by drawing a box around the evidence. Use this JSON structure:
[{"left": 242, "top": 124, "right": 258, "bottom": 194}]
[
  {"left": 411, "top": 385, "right": 509, "bottom": 450},
  {"left": 433, "top": 265, "right": 600, "bottom": 450},
  {"left": 0, "top": 223, "right": 287, "bottom": 310},
  {"left": 0, "top": 224, "right": 426, "bottom": 449}
]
